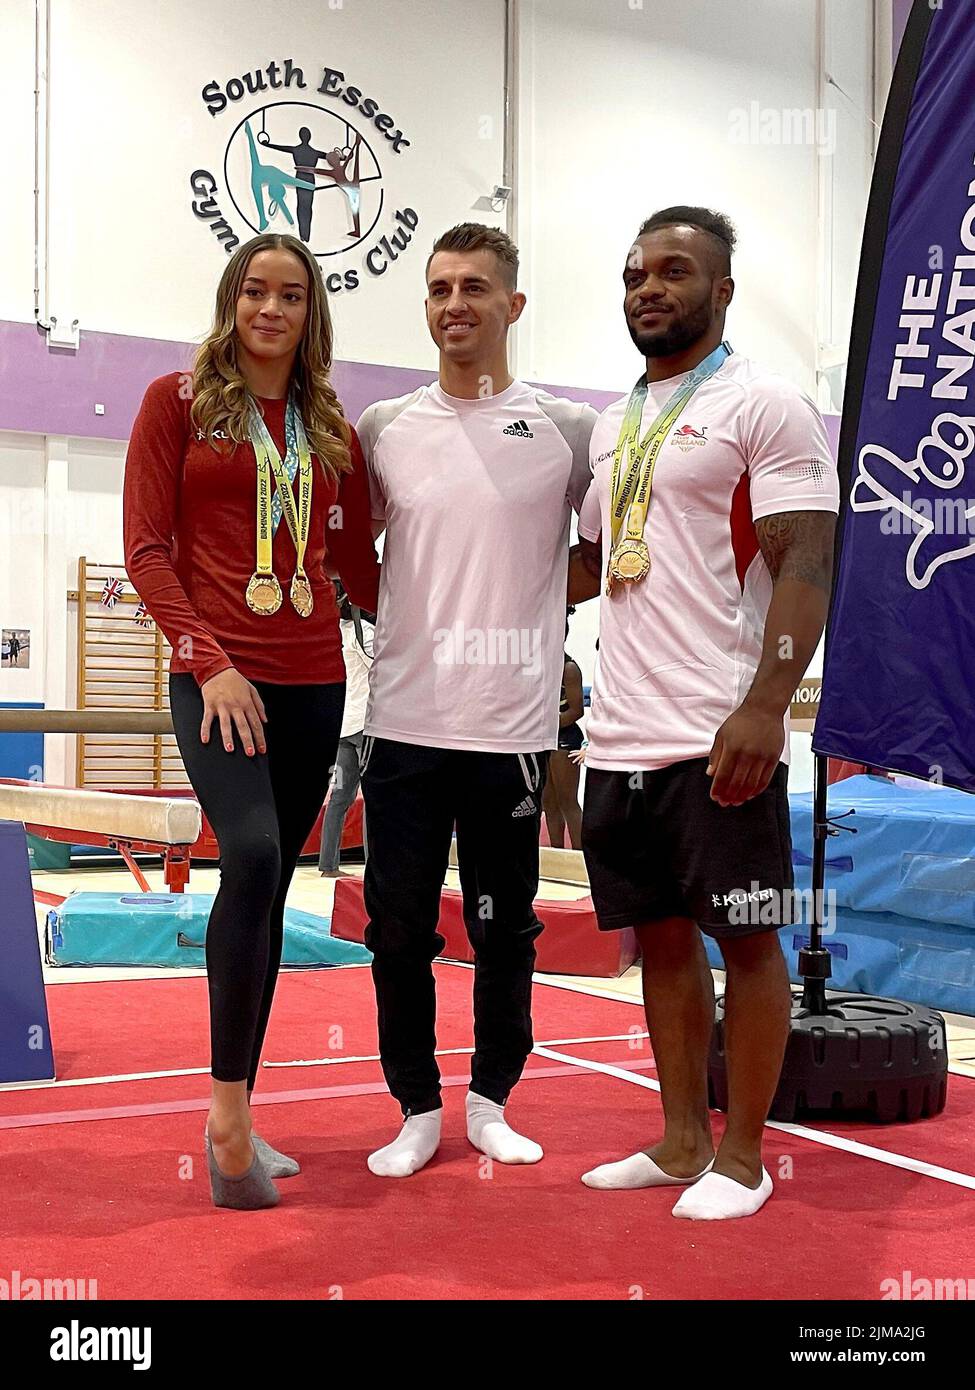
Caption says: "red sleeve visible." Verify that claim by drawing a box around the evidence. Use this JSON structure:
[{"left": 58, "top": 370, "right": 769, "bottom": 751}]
[
  {"left": 122, "top": 374, "right": 234, "bottom": 686},
  {"left": 326, "top": 428, "right": 382, "bottom": 613}
]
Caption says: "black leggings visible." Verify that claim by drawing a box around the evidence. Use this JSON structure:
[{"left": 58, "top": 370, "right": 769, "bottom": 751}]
[{"left": 170, "top": 674, "right": 344, "bottom": 1086}]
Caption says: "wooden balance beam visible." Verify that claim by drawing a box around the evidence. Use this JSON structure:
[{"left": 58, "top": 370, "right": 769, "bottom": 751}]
[{"left": 0, "top": 779, "right": 201, "bottom": 894}]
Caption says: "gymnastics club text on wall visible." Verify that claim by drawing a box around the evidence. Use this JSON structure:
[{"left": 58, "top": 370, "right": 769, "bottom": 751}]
[{"left": 188, "top": 58, "right": 418, "bottom": 292}]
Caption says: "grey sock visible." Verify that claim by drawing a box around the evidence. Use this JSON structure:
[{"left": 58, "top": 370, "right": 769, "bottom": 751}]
[
  {"left": 252, "top": 1133, "right": 300, "bottom": 1178},
  {"left": 206, "top": 1134, "right": 280, "bottom": 1210}
]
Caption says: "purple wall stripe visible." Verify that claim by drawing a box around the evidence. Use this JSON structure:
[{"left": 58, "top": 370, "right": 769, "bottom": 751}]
[
  {"left": 0, "top": 316, "right": 838, "bottom": 453},
  {"left": 0, "top": 318, "right": 621, "bottom": 440}
]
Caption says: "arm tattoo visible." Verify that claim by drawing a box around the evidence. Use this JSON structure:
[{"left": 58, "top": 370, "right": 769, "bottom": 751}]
[{"left": 755, "top": 511, "right": 835, "bottom": 590}]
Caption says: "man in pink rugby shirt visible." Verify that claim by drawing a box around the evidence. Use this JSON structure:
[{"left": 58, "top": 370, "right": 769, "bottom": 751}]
[{"left": 574, "top": 207, "right": 838, "bottom": 1219}]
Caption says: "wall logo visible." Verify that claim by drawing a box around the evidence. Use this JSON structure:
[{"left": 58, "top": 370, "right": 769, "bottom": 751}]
[{"left": 189, "top": 59, "right": 419, "bottom": 295}]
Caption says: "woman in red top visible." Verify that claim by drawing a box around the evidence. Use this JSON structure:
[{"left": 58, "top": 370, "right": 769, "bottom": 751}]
[{"left": 124, "top": 232, "right": 380, "bottom": 1209}]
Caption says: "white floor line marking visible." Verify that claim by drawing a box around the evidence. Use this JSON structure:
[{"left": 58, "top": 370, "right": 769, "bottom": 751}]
[
  {"left": 263, "top": 1032, "right": 651, "bottom": 1070},
  {"left": 0, "top": 1033, "right": 652, "bottom": 1092},
  {"left": 535, "top": 1045, "right": 975, "bottom": 1192},
  {"left": 0, "top": 1065, "right": 212, "bottom": 1092},
  {"left": 438, "top": 957, "right": 644, "bottom": 1005}
]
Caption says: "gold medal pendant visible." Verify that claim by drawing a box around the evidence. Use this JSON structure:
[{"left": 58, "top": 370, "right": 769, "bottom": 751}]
[
  {"left": 246, "top": 571, "right": 283, "bottom": 615},
  {"left": 290, "top": 572, "right": 314, "bottom": 618},
  {"left": 609, "top": 538, "right": 651, "bottom": 586}
]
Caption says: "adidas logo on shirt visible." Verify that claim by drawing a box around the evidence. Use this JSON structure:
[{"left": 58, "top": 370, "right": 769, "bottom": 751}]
[
  {"left": 502, "top": 419, "right": 534, "bottom": 439},
  {"left": 512, "top": 795, "right": 536, "bottom": 818}
]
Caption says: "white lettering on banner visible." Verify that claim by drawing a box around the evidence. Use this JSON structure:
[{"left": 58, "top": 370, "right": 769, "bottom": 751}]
[
  {"left": 850, "top": 413, "right": 975, "bottom": 588},
  {"left": 888, "top": 157, "right": 975, "bottom": 401}
]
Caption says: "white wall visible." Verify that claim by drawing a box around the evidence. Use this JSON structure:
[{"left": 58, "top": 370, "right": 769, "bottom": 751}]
[
  {"left": 514, "top": 0, "right": 873, "bottom": 399},
  {"left": 0, "top": 432, "right": 125, "bottom": 778},
  {"left": 3, "top": 0, "right": 873, "bottom": 389},
  {"left": 4, "top": 0, "right": 507, "bottom": 364},
  {"left": 0, "top": 437, "right": 48, "bottom": 705},
  {"left": 0, "top": 4, "right": 38, "bottom": 332}
]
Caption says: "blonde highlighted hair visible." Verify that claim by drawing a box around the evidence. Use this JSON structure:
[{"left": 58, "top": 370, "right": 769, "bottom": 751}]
[{"left": 190, "top": 234, "right": 351, "bottom": 483}]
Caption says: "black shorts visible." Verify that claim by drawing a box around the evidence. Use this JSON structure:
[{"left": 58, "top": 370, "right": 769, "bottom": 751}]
[
  {"left": 557, "top": 723, "right": 584, "bottom": 752},
  {"left": 581, "top": 757, "right": 794, "bottom": 939}
]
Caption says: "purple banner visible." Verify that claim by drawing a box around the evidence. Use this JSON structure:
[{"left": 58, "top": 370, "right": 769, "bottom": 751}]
[{"left": 815, "top": 0, "right": 975, "bottom": 789}]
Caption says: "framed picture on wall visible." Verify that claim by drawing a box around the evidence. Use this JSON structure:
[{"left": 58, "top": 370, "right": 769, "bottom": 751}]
[{"left": 1, "top": 630, "right": 31, "bottom": 669}]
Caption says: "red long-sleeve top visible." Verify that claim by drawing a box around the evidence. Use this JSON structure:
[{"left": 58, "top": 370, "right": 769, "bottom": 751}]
[{"left": 123, "top": 372, "right": 381, "bottom": 686}]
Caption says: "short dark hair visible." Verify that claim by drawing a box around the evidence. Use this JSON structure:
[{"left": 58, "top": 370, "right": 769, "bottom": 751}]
[
  {"left": 426, "top": 222, "right": 519, "bottom": 289},
  {"left": 638, "top": 206, "right": 737, "bottom": 276}
]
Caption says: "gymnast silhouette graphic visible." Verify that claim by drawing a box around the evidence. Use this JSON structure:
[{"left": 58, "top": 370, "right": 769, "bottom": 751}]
[
  {"left": 253, "top": 121, "right": 364, "bottom": 243},
  {"left": 245, "top": 120, "right": 317, "bottom": 234}
]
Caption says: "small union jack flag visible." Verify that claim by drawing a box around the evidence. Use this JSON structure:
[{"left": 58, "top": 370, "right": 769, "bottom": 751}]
[
  {"left": 134, "top": 599, "right": 153, "bottom": 627},
  {"left": 100, "top": 577, "right": 126, "bottom": 610}
]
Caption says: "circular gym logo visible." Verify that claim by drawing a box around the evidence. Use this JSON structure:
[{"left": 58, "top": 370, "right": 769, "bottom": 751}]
[
  {"left": 189, "top": 58, "right": 419, "bottom": 295},
  {"left": 226, "top": 101, "right": 383, "bottom": 257}
]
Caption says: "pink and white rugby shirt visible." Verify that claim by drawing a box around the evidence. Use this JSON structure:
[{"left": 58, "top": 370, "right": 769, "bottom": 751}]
[{"left": 578, "top": 352, "right": 839, "bottom": 771}]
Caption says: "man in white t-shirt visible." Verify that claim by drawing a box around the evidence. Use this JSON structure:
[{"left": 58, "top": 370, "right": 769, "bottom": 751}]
[
  {"left": 357, "top": 223, "right": 596, "bottom": 1177},
  {"left": 570, "top": 207, "right": 838, "bottom": 1220}
]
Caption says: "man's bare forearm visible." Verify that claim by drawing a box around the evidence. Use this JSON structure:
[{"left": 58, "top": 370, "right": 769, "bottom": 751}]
[
  {"left": 567, "top": 540, "right": 602, "bottom": 604},
  {"left": 743, "top": 511, "right": 835, "bottom": 717}
]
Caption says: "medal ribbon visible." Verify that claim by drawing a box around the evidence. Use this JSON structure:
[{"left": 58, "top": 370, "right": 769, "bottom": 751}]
[
  {"left": 249, "top": 397, "right": 314, "bottom": 584},
  {"left": 609, "top": 341, "right": 732, "bottom": 551}
]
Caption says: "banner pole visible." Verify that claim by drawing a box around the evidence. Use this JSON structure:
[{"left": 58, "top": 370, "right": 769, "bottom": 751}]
[{"left": 798, "top": 752, "right": 832, "bottom": 1014}]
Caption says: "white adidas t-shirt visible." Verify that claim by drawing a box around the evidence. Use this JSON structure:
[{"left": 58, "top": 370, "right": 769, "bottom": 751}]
[
  {"left": 359, "top": 380, "right": 596, "bottom": 753},
  {"left": 578, "top": 352, "right": 839, "bottom": 771}
]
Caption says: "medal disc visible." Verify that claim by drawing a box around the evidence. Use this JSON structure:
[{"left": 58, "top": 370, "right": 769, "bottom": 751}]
[
  {"left": 290, "top": 574, "right": 314, "bottom": 618},
  {"left": 609, "top": 539, "right": 651, "bottom": 584},
  {"left": 246, "top": 571, "right": 283, "bottom": 615}
]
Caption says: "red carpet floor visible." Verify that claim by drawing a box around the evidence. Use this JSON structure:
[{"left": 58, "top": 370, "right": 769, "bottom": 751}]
[{"left": 1, "top": 964, "right": 973, "bottom": 1300}]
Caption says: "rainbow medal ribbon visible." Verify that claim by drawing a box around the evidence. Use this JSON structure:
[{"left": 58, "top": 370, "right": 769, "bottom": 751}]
[
  {"left": 607, "top": 341, "right": 731, "bottom": 595},
  {"left": 247, "top": 396, "right": 315, "bottom": 617}
]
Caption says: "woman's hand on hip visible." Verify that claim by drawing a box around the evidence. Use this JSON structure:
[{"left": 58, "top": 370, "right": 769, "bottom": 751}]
[{"left": 199, "top": 669, "right": 267, "bottom": 756}]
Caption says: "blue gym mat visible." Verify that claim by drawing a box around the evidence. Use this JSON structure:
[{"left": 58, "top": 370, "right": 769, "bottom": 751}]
[
  {"left": 703, "top": 775, "right": 975, "bottom": 1015},
  {"left": 45, "top": 892, "right": 372, "bottom": 969}
]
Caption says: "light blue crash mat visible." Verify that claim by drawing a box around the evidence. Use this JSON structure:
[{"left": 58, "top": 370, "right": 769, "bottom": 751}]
[{"left": 45, "top": 892, "right": 372, "bottom": 969}]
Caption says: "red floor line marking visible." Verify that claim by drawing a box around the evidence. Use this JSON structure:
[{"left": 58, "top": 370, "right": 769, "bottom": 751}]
[{"left": 0, "top": 1059, "right": 656, "bottom": 1132}]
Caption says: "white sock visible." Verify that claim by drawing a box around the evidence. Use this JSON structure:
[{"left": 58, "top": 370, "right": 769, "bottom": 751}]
[
  {"left": 466, "top": 1092, "right": 543, "bottom": 1165},
  {"left": 367, "top": 1111, "right": 442, "bottom": 1178},
  {"left": 582, "top": 1152, "right": 714, "bottom": 1190},
  {"left": 672, "top": 1167, "right": 773, "bottom": 1220}
]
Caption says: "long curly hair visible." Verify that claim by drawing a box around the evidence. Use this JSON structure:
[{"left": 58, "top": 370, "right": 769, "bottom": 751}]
[{"left": 189, "top": 234, "right": 350, "bottom": 483}]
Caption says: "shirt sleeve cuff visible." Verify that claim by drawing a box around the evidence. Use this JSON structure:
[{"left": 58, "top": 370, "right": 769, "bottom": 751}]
[
  {"left": 193, "top": 656, "right": 234, "bottom": 687},
  {"left": 750, "top": 495, "right": 840, "bottom": 521}
]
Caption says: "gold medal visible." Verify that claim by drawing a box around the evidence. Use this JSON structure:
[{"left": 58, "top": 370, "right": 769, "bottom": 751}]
[
  {"left": 290, "top": 572, "right": 314, "bottom": 618},
  {"left": 609, "top": 538, "right": 651, "bottom": 585},
  {"left": 606, "top": 342, "right": 731, "bottom": 598},
  {"left": 249, "top": 394, "right": 315, "bottom": 620},
  {"left": 246, "top": 571, "right": 283, "bottom": 615}
]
